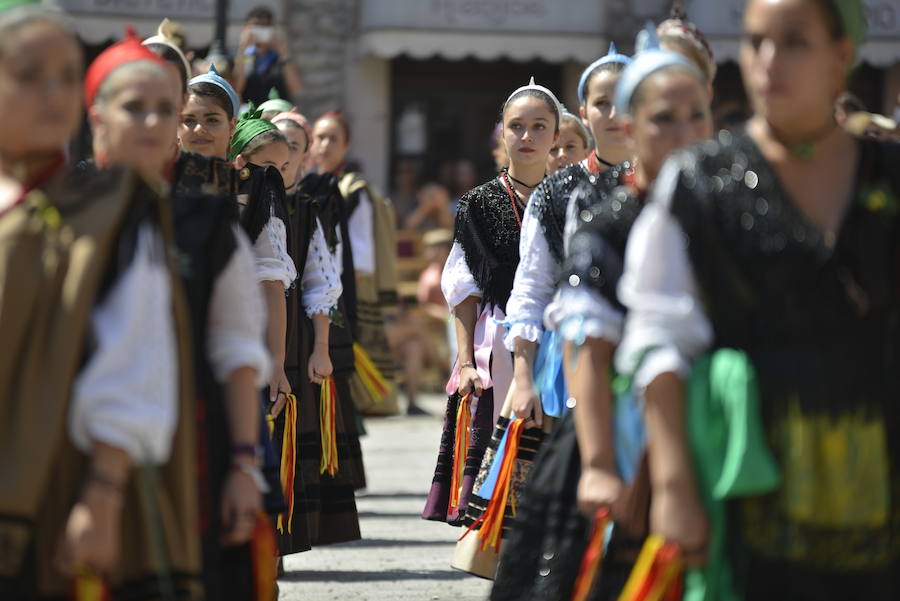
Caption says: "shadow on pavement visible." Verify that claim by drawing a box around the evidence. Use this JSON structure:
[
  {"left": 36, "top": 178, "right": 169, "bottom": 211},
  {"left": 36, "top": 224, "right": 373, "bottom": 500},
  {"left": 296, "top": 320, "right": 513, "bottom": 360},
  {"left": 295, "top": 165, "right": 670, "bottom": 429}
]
[
  {"left": 333, "top": 538, "right": 456, "bottom": 548},
  {"left": 356, "top": 492, "right": 428, "bottom": 500},
  {"left": 357, "top": 511, "right": 426, "bottom": 519},
  {"left": 279, "top": 568, "right": 479, "bottom": 583}
]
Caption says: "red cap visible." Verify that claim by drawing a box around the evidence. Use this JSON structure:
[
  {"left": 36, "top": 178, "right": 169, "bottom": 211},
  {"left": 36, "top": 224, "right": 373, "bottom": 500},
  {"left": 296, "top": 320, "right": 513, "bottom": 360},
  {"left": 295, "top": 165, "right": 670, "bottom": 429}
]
[{"left": 84, "top": 27, "right": 168, "bottom": 108}]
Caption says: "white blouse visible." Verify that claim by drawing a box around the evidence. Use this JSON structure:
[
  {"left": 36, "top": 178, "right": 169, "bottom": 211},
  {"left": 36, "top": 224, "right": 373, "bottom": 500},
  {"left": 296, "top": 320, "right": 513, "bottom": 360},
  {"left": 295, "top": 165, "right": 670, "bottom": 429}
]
[
  {"left": 347, "top": 188, "right": 375, "bottom": 275},
  {"left": 207, "top": 224, "right": 272, "bottom": 387},
  {"left": 614, "top": 160, "right": 714, "bottom": 391},
  {"left": 69, "top": 225, "right": 178, "bottom": 465},
  {"left": 253, "top": 208, "right": 297, "bottom": 290},
  {"left": 503, "top": 195, "right": 558, "bottom": 350},
  {"left": 441, "top": 241, "right": 482, "bottom": 311},
  {"left": 301, "top": 220, "right": 342, "bottom": 317}
]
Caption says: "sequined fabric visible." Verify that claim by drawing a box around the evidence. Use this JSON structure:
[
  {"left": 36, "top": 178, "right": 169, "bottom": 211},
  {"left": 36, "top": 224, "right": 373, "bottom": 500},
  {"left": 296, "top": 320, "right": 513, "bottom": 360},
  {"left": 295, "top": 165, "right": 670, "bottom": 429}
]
[
  {"left": 666, "top": 131, "right": 900, "bottom": 583},
  {"left": 562, "top": 162, "right": 640, "bottom": 311},
  {"left": 454, "top": 178, "right": 526, "bottom": 312}
]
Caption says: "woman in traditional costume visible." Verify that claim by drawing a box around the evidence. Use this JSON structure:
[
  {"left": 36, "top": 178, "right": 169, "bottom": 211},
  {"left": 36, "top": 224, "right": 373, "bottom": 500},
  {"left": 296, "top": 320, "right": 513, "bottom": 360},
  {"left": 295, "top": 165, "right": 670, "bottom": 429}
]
[
  {"left": 422, "top": 78, "right": 560, "bottom": 535},
  {"left": 0, "top": 11, "right": 201, "bottom": 599},
  {"left": 310, "top": 110, "right": 400, "bottom": 417},
  {"left": 616, "top": 0, "right": 900, "bottom": 598},
  {"left": 492, "top": 29, "right": 713, "bottom": 600},
  {"left": 85, "top": 30, "right": 275, "bottom": 601}
]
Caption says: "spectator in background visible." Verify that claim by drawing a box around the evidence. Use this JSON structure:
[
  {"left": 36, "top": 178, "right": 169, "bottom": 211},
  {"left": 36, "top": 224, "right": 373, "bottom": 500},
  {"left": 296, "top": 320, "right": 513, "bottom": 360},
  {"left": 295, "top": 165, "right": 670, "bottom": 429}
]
[
  {"left": 491, "top": 121, "right": 508, "bottom": 172},
  {"left": 404, "top": 182, "right": 454, "bottom": 231},
  {"left": 450, "top": 158, "right": 478, "bottom": 214},
  {"left": 233, "top": 6, "right": 302, "bottom": 106},
  {"left": 391, "top": 157, "right": 420, "bottom": 222}
]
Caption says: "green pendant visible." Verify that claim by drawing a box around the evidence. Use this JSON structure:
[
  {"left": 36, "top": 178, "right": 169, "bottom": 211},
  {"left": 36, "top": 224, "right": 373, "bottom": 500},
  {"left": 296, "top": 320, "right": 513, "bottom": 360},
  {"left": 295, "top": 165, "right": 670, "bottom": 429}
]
[{"left": 791, "top": 139, "right": 815, "bottom": 160}]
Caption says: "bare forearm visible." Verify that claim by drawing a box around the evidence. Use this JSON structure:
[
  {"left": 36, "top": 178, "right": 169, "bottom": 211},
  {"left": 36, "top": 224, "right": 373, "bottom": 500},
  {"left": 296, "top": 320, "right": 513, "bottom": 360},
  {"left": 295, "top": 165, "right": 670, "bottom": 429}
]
[
  {"left": 312, "top": 312, "right": 330, "bottom": 349},
  {"left": 566, "top": 339, "right": 616, "bottom": 472},
  {"left": 453, "top": 296, "right": 479, "bottom": 363},
  {"left": 262, "top": 280, "right": 286, "bottom": 366},
  {"left": 513, "top": 338, "right": 537, "bottom": 384},
  {"left": 225, "top": 366, "right": 259, "bottom": 448},
  {"left": 88, "top": 442, "right": 131, "bottom": 484},
  {"left": 644, "top": 372, "right": 694, "bottom": 490}
]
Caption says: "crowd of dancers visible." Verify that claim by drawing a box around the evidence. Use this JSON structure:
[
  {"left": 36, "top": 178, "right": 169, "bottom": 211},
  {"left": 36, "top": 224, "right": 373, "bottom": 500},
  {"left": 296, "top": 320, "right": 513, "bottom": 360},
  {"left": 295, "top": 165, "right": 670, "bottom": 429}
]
[{"left": 2, "top": 0, "right": 899, "bottom": 600}]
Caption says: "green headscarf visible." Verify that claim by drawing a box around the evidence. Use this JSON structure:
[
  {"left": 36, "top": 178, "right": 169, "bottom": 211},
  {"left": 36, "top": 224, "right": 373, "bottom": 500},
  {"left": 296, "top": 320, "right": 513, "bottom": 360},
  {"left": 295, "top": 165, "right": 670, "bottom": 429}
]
[
  {"left": 832, "top": 0, "right": 867, "bottom": 59},
  {"left": 229, "top": 103, "right": 279, "bottom": 160},
  {"left": 258, "top": 88, "right": 293, "bottom": 116},
  {"left": 0, "top": 0, "right": 39, "bottom": 13}
]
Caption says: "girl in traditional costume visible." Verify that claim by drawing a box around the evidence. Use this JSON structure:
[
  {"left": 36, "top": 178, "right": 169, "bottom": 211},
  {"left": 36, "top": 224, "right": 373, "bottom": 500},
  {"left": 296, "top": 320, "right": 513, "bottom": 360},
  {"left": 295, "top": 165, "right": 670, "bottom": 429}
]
[
  {"left": 422, "top": 78, "right": 560, "bottom": 536},
  {"left": 492, "top": 28, "right": 713, "bottom": 600},
  {"left": 616, "top": 0, "right": 900, "bottom": 598},
  {"left": 546, "top": 108, "right": 591, "bottom": 175},
  {"left": 85, "top": 30, "right": 275, "bottom": 601},
  {"left": 0, "top": 12, "right": 202, "bottom": 599},
  {"left": 310, "top": 111, "right": 400, "bottom": 417}
]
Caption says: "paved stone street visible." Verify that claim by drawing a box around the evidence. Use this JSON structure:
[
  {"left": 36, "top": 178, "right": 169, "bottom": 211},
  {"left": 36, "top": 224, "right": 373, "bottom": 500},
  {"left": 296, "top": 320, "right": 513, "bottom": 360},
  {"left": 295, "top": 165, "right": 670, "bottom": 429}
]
[{"left": 279, "top": 393, "right": 493, "bottom": 601}]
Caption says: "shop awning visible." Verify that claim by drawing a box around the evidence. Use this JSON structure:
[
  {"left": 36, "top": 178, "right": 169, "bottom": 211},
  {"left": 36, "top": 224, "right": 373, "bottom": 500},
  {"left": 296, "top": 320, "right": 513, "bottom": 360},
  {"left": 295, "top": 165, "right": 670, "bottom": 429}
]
[
  {"left": 358, "top": 0, "right": 608, "bottom": 63},
  {"left": 357, "top": 29, "right": 608, "bottom": 63}
]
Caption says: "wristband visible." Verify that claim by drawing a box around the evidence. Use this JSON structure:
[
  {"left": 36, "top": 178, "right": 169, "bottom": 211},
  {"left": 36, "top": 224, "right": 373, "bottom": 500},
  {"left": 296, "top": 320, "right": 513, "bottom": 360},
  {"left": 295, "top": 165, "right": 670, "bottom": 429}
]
[
  {"left": 231, "top": 462, "right": 270, "bottom": 493},
  {"left": 460, "top": 361, "right": 475, "bottom": 370},
  {"left": 231, "top": 444, "right": 257, "bottom": 457},
  {"left": 85, "top": 470, "right": 125, "bottom": 493}
]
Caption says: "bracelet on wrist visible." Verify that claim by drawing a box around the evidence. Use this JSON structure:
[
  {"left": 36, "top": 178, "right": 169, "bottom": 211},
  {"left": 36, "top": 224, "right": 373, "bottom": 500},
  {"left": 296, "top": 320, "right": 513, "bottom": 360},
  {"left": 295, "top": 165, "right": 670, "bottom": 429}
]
[
  {"left": 231, "top": 444, "right": 257, "bottom": 458},
  {"left": 85, "top": 470, "right": 125, "bottom": 494},
  {"left": 460, "top": 361, "right": 475, "bottom": 370}
]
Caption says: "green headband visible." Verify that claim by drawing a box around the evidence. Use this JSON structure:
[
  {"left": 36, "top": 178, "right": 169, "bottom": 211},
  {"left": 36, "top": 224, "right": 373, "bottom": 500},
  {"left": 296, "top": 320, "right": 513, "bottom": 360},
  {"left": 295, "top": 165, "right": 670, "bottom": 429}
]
[
  {"left": 832, "top": 0, "right": 866, "bottom": 58},
  {"left": 0, "top": 0, "right": 40, "bottom": 13},
  {"left": 229, "top": 103, "right": 279, "bottom": 160},
  {"left": 258, "top": 87, "right": 293, "bottom": 116}
]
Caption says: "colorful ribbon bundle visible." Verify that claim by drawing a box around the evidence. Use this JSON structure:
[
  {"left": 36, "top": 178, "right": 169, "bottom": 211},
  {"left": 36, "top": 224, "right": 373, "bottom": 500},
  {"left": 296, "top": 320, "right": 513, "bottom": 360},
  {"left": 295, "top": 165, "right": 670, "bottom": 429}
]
[
  {"left": 276, "top": 393, "right": 297, "bottom": 534},
  {"left": 618, "top": 534, "right": 683, "bottom": 601},
  {"left": 447, "top": 393, "right": 472, "bottom": 518},
  {"left": 353, "top": 342, "right": 391, "bottom": 404},
  {"left": 571, "top": 508, "right": 612, "bottom": 601},
  {"left": 251, "top": 513, "right": 277, "bottom": 601},
  {"left": 70, "top": 568, "right": 110, "bottom": 601},
  {"left": 319, "top": 376, "right": 339, "bottom": 476},
  {"left": 460, "top": 417, "right": 526, "bottom": 552}
]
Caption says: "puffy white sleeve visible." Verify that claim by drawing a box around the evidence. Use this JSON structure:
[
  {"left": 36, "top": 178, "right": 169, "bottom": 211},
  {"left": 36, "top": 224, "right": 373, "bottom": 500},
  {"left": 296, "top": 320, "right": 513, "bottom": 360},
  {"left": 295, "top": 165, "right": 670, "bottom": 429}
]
[
  {"left": 253, "top": 207, "right": 297, "bottom": 289},
  {"left": 347, "top": 189, "right": 375, "bottom": 275},
  {"left": 301, "top": 219, "right": 342, "bottom": 317},
  {"left": 207, "top": 225, "right": 271, "bottom": 387},
  {"left": 503, "top": 199, "right": 558, "bottom": 350},
  {"left": 69, "top": 225, "right": 178, "bottom": 465},
  {"left": 614, "top": 163, "right": 714, "bottom": 391},
  {"left": 441, "top": 241, "right": 482, "bottom": 311}
]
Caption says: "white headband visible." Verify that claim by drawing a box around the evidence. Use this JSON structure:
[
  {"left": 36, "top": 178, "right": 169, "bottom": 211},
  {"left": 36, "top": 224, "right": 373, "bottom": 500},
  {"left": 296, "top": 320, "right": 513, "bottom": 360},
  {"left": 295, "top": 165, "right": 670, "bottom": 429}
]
[{"left": 505, "top": 76, "right": 563, "bottom": 125}]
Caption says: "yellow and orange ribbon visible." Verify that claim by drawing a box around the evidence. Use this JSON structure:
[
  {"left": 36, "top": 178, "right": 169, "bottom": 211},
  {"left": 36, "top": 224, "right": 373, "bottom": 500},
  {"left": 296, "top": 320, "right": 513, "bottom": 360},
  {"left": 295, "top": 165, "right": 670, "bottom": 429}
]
[
  {"left": 571, "top": 508, "right": 612, "bottom": 601},
  {"left": 319, "top": 376, "right": 339, "bottom": 476},
  {"left": 460, "top": 417, "right": 526, "bottom": 552},
  {"left": 70, "top": 567, "right": 110, "bottom": 601},
  {"left": 617, "top": 534, "right": 683, "bottom": 601},
  {"left": 276, "top": 393, "right": 298, "bottom": 534},
  {"left": 447, "top": 393, "right": 472, "bottom": 518},
  {"left": 353, "top": 343, "right": 391, "bottom": 404},
  {"left": 251, "top": 513, "right": 277, "bottom": 601}
]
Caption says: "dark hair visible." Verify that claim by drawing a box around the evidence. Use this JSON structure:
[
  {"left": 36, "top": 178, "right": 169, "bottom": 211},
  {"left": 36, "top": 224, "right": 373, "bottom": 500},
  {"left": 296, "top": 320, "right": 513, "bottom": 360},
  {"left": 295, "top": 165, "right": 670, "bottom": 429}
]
[
  {"left": 501, "top": 89, "right": 560, "bottom": 133},
  {"left": 188, "top": 81, "right": 235, "bottom": 118},
  {"left": 811, "top": 0, "right": 845, "bottom": 40},
  {"left": 246, "top": 6, "right": 274, "bottom": 23},
  {"left": 581, "top": 62, "right": 627, "bottom": 106},
  {"left": 145, "top": 42, "right": 188, "bottom": 93},
  {"left": 241, "top": 128, "right": 288, "bottom": 159},
  {"left": 314, "top": 110, "right": 351, "bottom": 143}
]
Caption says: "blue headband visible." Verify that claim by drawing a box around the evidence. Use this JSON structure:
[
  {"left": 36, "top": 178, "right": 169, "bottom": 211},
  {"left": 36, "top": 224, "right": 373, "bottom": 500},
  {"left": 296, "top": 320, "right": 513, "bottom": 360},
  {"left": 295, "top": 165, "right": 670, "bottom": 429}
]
[
  {"left": 189, "top": 65, "right": 241, "bottom": 118},
  {"left": 613, "top": 23, "right": 699, "bottom": 118},
  {"left": 577, "top": 42, "right": 632, "bottom": 104}
]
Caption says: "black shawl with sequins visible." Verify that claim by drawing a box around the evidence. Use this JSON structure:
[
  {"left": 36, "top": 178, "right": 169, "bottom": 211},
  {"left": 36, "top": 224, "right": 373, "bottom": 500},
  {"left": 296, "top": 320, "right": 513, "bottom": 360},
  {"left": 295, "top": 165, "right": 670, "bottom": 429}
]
[
  {"left": 532, "top": 162, "right": 633, "bottom": 265},
  {"left": 237, "top": 163, "right": 289, "bottom": 245},
  {"left": 454, "top": 178, "right": 525, "bottom": 312},
  {"left": 561, "top": 163, "right": 639, "bottom": 311}
]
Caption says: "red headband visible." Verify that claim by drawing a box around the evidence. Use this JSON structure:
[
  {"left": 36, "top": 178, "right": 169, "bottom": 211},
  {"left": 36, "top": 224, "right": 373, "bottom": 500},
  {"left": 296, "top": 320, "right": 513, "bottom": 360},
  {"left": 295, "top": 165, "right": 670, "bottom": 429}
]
[
  {"left": 84, "top": 26, "right": 169, "bottom": 108},
  {"left": 272, "top": 108, "right": 310, "bottom": 135}
]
